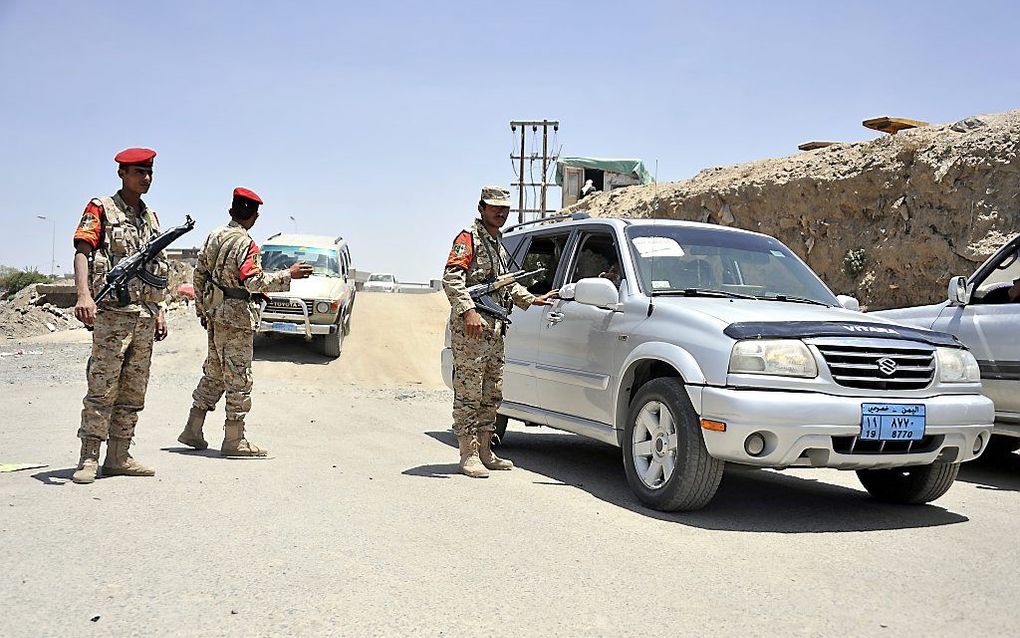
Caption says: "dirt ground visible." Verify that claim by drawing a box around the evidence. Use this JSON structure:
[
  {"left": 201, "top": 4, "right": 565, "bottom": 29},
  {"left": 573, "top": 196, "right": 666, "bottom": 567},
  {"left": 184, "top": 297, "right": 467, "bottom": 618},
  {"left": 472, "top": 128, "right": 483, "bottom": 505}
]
[{"left": 1, "top": 292, "right": 1019, "bottom": 636}]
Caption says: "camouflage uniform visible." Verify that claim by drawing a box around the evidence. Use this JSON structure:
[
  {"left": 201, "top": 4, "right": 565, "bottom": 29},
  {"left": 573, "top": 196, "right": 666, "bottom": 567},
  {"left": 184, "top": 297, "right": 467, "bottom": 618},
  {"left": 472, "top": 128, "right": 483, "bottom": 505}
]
[
  {"left": 443, "top": 217, "right": 535, "bottom": 438},
  {"left": 75, "top": 193, "right": 167, "bottom": 442},
  {"left": 184, "top": 220, "right": 291, "bottom": 455}
]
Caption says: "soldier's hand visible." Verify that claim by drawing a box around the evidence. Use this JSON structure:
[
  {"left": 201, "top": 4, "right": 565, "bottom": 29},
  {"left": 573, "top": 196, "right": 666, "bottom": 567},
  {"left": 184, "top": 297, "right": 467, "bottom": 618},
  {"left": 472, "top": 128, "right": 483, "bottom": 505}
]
[
  {"left": 463, "top": 308, "right": 485, "bottom": 339},
  {"left": 532, "top": 290, "right": 558, "bottom": 307},
  {"left": 155, "top": 311, "right": 168, "bottom": 342},
  {"left": 75, "top": 294, "right": 98, "bottom": 327},
  {"left": 289, "top": 262, "right": 314, "bottom": 280}
]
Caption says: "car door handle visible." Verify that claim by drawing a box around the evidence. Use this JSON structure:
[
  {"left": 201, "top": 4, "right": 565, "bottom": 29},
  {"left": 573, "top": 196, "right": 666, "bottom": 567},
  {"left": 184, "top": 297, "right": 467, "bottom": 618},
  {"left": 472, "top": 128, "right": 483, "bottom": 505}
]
[{"left": 547, "top": 311, "right": 564, "bottom": 324}]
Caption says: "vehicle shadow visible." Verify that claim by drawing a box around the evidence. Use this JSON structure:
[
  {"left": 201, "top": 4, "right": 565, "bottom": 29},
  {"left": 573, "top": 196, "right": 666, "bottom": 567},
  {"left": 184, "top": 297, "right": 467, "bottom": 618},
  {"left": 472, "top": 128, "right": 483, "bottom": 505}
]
[
  {"left": 422, "top": 429, "right": 969, "bottom": 533},
  {"left": 252, "top": 335, "right": 331, "bottom": 365},
  {"left": 957, "top": 452, "right": 1020, "bottom": 492}
]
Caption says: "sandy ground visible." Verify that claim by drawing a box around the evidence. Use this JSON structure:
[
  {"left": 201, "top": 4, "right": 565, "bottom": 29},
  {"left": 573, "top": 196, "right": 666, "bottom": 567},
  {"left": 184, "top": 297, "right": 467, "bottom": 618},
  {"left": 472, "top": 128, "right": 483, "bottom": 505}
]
[{"left": 1, "top": 292, "right": 1019, "bottom": 636}]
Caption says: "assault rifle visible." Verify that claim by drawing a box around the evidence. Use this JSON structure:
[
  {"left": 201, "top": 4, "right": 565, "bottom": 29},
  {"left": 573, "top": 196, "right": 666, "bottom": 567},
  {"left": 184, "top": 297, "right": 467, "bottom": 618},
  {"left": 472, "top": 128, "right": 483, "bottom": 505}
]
[
  {"left": 94, "top": 215, "right": 196, "bottom": 305},
  {"left": 466, "top": 267, "right": 545, "bottom": 323}
]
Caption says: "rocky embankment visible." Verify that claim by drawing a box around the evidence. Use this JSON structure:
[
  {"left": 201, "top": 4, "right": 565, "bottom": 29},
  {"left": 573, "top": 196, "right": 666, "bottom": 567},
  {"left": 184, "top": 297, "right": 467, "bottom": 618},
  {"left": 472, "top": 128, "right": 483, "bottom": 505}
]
[{"left": 566, "top": 110, "right": 1020, "bottom": 309}]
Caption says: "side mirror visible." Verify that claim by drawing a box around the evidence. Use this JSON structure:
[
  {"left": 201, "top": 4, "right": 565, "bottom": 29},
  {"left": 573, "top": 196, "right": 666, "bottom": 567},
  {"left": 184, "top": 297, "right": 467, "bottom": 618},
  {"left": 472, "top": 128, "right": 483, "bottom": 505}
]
[
  {"left": 947, "top": 276, "right": 969, "bottom": 306},
  {"left": 836, "top": 295, "right": 860, "bottom": 311},
  {"left": 574, "top": 277, "right": 620, "bottom": 309}
]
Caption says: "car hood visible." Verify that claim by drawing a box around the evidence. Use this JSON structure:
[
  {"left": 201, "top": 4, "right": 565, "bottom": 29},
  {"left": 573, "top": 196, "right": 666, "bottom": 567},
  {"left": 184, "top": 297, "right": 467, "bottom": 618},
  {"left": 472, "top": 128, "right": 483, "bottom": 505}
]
[
  {"left": 651, "top": 296, "right": 893, "bottom": 326},
  {"left": 279, "top": 276, "right": 346, "bottom": 300}
]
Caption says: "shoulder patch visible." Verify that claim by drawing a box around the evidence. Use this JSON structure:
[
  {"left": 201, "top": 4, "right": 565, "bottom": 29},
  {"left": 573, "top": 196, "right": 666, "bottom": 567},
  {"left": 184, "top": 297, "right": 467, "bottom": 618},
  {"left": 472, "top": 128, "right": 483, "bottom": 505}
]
[{"left": 446, "top": 230, "right": 473, "bottom": 270}]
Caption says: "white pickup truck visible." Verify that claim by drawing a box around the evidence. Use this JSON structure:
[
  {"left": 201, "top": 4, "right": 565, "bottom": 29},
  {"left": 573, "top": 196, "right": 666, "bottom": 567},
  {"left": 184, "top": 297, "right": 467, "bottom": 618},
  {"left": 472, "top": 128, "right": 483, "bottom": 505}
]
[{"left": 441, "top": 215, "right": 994, "bottom": 511}]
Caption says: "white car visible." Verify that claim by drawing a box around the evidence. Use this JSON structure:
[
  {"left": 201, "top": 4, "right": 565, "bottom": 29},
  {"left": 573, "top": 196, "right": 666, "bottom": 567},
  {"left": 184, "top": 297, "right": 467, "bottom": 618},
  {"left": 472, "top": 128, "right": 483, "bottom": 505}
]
[
  {"left": 363, "top": 273, "right": 398, "bottom": 293},
  {"left": 441, "top": 215, "right": 994, "bottom": 511},
  {"left": 257, "top": 233, "right": 356, "bottom": 358},
  {"left": 874, "top": 234, "right": 1020, "bottom": 457}
]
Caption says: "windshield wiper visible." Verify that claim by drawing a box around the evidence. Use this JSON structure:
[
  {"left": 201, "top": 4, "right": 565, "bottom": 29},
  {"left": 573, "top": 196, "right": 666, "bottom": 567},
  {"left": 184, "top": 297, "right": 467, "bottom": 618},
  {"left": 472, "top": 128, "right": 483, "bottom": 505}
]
[
  {"left": 754, "top": 294, "right": 831, "bottom": 307},
  {"left": 652, "top": 288, "right": 757, "bottom": 300}
]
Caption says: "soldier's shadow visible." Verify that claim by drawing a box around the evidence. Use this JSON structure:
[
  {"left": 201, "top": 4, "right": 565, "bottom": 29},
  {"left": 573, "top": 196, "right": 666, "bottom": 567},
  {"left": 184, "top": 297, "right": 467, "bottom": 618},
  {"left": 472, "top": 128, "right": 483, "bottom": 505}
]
[
  {"left": 160, "top": 446, "right": 223, "bottom": 458},
  {"left": 31, "top": 468, "right": 76, "bottom": 485},
  {"left": 401, "top": 430, "right": 468, "bottom": 479}
]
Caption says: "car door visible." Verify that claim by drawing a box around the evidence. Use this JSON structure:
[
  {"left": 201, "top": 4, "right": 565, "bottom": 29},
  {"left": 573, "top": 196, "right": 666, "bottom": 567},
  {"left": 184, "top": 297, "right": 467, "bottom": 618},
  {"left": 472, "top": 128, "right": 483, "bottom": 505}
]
[
  {"left": 536, "top": 229, "right": 624, "bottom": 425},
  {"left": 501, "top": 230, "right": 574, "bottom": 416},
  {"left": 932, "top": 236, "right": 1020, "bottom": 423}
]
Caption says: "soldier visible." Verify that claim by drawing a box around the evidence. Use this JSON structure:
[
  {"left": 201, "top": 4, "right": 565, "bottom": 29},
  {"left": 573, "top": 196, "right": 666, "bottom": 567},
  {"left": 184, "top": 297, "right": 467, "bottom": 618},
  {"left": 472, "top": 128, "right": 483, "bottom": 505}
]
[
  {"left": 442, "top": 186, "right": 556, "bottom": 478},
  {"left": 71, "top": 147, "right": 169, "bottom": 484},
  {"left": 177, "top": 188, "right": 312, "bottom": 457}
]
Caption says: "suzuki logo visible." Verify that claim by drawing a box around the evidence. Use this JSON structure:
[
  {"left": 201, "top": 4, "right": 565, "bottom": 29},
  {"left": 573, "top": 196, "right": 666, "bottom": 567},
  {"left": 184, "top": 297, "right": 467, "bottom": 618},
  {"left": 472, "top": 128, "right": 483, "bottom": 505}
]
[{"left": 877, "top": 357, "right": 899, "bottom": 376}]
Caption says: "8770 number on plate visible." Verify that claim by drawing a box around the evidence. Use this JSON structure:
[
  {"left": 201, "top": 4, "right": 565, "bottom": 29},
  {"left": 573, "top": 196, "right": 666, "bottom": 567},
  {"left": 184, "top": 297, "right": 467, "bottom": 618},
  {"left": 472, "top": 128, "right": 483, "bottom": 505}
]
[{"left": 860, "top": 403, "right": 926, "bottom": 441}]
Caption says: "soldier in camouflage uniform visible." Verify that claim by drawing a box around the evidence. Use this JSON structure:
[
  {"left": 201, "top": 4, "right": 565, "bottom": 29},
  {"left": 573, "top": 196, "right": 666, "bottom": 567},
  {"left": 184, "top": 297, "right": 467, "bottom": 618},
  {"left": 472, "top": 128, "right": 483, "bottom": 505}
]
[
  {"left": 177, "top": 188, "right": 312, "bottom": 457},
  {"left": 442, "top": 186, "right": 556, "bottom": 478},
  {"left": 71, "top": 148, "right": 169, "bottom": 484}
]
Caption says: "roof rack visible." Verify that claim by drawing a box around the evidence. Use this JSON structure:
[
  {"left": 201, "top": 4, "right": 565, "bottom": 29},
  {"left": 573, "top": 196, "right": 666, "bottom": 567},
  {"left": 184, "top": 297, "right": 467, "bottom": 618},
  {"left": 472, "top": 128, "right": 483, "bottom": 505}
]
[{"left": 504, "top": 211, "right": 589, "bottom": 234}]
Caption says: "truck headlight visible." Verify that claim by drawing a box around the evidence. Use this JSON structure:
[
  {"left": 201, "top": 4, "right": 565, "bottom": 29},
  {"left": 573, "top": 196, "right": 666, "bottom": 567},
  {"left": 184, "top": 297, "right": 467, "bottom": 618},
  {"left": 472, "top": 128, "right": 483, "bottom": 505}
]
[
  {"left": 729, "top": 340, "right": 818, "bottom": 378},
  {"left": 315, "top": 301, "right": 331, "bottom": 314},
  {"left": 937, "top": 347, "right": 980, "bottom": 383}
]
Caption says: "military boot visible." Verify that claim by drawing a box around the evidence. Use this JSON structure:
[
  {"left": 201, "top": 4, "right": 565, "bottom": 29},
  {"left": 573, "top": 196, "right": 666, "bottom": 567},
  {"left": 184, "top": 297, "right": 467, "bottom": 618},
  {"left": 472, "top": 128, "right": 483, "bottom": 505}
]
[
  {"left": 102, "top": 437, "right": 156, "bottom": 477},
  {"left": 478, "top": 430, "right": 513, "bottom": 471},
  {"left": 457, "top": 434, "right": 489, "bottom": 478},
  {"left": 221, "top": 420, "right": 268, "bottom": 458},
  {"left": 177, "top": 407, "right": 209, "bottom": 450},
  {"left": 71, "top": 437, "right": 102, "bottom": 484}
]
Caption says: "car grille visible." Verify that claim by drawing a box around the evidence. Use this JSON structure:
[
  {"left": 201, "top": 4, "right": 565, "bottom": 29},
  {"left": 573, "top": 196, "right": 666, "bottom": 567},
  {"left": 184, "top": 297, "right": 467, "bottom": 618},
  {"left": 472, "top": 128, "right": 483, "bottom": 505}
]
[
  {"left": 815, "top": 343, "right": 935, "bottom": 390},
  {"left": 263, "top": 299, "right": 312, "bottom": 316},
  {"left": 831, "top": 435, "right": 943, "bottom": 455}
]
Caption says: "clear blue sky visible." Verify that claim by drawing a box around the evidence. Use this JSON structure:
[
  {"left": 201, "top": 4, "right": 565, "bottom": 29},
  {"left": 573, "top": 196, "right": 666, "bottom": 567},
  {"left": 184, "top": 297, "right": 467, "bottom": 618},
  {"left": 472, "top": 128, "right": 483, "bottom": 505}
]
[{"left": 2, "top": 0, "right": 1018, "bottom": 280}]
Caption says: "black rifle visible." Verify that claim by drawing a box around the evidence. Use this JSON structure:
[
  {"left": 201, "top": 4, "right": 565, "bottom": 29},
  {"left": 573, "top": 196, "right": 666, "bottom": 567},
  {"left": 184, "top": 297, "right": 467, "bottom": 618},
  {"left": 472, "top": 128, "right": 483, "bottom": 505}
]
[
  {"left": 94, "top": 215, "right": 196, "bottom": 305},
  {"left": 467, "top": 267, "right": 545, "bottom": 323}
]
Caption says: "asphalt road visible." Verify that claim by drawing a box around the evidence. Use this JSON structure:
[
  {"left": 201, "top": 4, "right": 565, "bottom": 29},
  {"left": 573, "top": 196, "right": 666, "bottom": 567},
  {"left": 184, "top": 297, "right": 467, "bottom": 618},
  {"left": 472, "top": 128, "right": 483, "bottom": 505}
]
[{"left": 1, "top": 295, "right": 1018, "bottom": 637}]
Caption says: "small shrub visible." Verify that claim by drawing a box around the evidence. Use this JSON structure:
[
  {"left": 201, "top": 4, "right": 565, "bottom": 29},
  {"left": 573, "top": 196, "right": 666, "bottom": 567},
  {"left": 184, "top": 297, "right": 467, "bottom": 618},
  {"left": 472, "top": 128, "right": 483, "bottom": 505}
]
[
  {"left": 841, "top": 248, "right": 867, "bottom": 277},
  {"left": 0, "top": 268, "right": 52, "bottom": 297}
]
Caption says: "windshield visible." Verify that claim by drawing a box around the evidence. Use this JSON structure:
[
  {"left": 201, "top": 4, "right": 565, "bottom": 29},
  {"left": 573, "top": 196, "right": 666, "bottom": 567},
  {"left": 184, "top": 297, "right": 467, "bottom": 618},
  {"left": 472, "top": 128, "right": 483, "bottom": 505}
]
[
  {"left": 368, "top": 274, "right": 394, "bottom": 283},
  {"left": 262, "top": 245, "right": 340, "bottom": 277},
  {"left": 625, "top": 226, "right": 838, "bottom": 305}
]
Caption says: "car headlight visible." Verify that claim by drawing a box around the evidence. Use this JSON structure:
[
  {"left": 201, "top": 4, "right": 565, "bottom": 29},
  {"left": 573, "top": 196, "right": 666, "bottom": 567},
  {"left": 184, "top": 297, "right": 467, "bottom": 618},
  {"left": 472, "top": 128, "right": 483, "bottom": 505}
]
[
  {"left": 315, "top": 301, "right": 332, "bottom": 314},
  {"left": 729, "top": 339, "right": 818, "bottom": 378},
  {"left": 936, "top": 347, "right": 980, "bottom": 383}
]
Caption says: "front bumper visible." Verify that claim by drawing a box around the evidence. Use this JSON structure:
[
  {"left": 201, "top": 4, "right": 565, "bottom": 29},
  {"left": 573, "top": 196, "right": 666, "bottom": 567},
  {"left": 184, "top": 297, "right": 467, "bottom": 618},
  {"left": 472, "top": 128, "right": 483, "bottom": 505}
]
[
  {"left": 700, "top": 387, "right": 995, "bottom": 469},
  {"left": 258, "top": 296, "right": 337, "bottom": 339}
]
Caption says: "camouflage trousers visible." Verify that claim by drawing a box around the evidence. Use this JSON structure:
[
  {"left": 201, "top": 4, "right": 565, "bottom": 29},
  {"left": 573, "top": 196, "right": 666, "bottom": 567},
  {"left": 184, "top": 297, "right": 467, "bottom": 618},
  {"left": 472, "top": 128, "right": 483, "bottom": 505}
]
[
  {"left": 450, "top": 315, "right": 505, "bottom": 437},
  {"left": 191, "top": 321, "right": 254, "bottom": 422},
  {"left": 79, "top": 309, "right": 156, "bottom": 441}
]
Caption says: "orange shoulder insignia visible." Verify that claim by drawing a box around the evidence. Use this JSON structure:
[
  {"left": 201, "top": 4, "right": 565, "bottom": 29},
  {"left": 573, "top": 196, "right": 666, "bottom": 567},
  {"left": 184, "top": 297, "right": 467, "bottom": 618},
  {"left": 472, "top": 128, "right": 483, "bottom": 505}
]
[{"left": 446, "top": 230, "right": 473, "bottom": 270}]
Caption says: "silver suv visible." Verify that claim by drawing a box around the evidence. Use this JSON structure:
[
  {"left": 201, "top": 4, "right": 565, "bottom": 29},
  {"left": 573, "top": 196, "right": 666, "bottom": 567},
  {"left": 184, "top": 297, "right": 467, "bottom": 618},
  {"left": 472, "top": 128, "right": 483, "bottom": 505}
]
[{"left": 441, "top": 216, "right": 994, "bottom": 511}]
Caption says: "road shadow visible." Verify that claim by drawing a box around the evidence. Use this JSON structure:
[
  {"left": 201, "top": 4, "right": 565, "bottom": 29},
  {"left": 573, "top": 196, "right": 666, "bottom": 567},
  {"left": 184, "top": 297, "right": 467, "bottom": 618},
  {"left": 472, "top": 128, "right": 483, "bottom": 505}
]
[
  {"left": 252, "top": 335, "right": 332, "bottom": 365},
  {"left": 30, "top": 467, "right": 75, "bottom": 485},
  {"left": 958, "top": 452, "right": 1020, "bottom": 492},
  {"left": 423, "top": 429, "right": 969, "bottom": 533}
]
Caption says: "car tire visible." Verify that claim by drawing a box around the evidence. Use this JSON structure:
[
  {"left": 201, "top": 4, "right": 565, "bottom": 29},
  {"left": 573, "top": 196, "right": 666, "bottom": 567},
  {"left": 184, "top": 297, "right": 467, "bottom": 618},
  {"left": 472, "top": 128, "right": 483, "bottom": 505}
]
[
  {"left": 622, "top": 378, "right": 724, "bottom": 512},
  {"left": 318, "top": 322, "right": 344, "bottom": 358},
  {"left": 980, "top": 435, "right": 1020, "bottom": 460},
  {"left": 856, "top": 462, "right": 960, "bottom": 504}
]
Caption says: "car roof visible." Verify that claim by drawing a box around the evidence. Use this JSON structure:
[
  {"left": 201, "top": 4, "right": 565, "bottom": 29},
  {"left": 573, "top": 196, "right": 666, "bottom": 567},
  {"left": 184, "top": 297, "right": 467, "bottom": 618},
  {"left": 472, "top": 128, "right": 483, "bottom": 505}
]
[
  {"left": 263, "top": 233, "right": 346, "bottom": 249},
  {"left": 505, "top": 216, "right": 769, "bottom": 240}
]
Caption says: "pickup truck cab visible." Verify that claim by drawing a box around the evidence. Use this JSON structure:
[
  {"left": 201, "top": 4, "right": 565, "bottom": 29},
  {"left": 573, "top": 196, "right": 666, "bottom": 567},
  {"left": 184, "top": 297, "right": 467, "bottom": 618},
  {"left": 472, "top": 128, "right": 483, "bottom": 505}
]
[
  {"left": 257, "top": 233, "right": 356, "bottom": 358},
  {"left": 874, "top": 234, "right": 1020, "bottom": 457},
  {"left": 441, "top": 215, "right": 994, "bottom": 511}
]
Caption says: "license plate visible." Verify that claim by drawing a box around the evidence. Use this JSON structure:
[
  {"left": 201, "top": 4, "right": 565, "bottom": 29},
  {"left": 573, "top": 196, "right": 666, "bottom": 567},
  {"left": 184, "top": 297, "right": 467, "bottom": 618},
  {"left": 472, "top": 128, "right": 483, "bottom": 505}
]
[
  {"left": 271, "top": 322, "right": 301, "bottom": 334},
  {"left": 860, "top": 403, "right": 926, "bottom": 441}
]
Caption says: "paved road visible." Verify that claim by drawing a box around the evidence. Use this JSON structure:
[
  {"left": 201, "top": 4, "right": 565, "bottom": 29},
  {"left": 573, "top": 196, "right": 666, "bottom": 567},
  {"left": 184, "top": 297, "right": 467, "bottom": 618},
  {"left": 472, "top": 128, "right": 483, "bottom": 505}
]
[{"left": 1, "top": 296, "right": 1018, "bottom": 636}]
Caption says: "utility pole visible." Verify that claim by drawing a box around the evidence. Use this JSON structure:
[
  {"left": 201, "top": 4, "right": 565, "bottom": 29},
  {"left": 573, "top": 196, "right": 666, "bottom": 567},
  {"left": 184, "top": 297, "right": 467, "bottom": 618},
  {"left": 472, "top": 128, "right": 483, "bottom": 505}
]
[{"left": 510, "top": 119, "right": 560, "bottom": 224}]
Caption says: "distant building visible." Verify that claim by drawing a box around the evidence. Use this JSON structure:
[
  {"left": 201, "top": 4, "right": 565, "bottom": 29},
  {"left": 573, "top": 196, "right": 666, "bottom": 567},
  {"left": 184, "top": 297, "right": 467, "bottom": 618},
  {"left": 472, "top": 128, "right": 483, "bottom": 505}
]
[
  {"left": 165, "top": 247, "right": 200, "bottom": 266},
  {"left": 557, "top": 157, "right": 653, "bottom": 208}
]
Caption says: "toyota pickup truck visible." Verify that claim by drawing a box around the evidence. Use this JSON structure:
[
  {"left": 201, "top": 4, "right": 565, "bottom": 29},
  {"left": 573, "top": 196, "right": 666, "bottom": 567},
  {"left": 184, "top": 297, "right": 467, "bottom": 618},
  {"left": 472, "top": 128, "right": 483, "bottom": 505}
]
[{"left": 441, "top": 215, "right": 994, "bottom": 511}]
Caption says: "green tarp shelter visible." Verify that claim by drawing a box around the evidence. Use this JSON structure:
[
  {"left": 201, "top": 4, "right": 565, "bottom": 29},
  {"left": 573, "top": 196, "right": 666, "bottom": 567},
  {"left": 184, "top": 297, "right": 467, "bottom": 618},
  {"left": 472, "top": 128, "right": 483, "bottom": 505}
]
[{"left": 554, "top": 157, "right": 653, "bottom": 186}]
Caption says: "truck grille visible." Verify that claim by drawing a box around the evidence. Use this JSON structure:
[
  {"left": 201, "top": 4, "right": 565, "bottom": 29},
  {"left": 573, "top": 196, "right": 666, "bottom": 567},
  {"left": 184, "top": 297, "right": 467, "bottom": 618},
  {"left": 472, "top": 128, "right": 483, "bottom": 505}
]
[
  {"left": 815, "top": 344, "right": 935, "bottom": 390},
  {"left": 832, "top": 435, "right": 943, "bottom": 455},
  {"left": 263, "top": 299, "right": 312, "bottom": 316}
]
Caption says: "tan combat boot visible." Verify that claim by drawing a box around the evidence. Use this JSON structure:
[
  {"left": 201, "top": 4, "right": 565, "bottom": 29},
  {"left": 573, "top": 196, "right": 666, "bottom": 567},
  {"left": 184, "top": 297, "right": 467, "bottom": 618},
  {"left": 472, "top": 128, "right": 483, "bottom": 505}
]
[
  {"left": 102, "top": 437, "right": 156, "bottom": 477},
  {"left": 221, "top": 420, "right": 268, "bottom": 458},
  {"left": 177, "top": 407, "right": 209, "bottom": 450},
  {"left": 457, "top": 434, "right": 489, "bottom": 478},
  {"left": 478, "top": 430, "right": 513, "bottom": 471},
  {"left": 72, "top": 437, "right": 102, "bottom": 484}
]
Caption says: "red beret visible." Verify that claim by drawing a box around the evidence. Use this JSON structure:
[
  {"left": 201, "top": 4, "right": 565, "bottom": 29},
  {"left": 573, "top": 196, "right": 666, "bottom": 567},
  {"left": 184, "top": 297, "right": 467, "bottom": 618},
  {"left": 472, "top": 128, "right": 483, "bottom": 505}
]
[
  {"left": 114, "top": 147, "right": 156, "bottom": 166},
  {"left": 233, "top": 187, "right": 263, "bottom": 205}
]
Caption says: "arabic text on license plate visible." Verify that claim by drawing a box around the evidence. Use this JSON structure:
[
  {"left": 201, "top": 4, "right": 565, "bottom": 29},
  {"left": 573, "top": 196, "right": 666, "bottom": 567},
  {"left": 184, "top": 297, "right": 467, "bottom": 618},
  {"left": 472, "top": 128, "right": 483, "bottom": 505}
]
[
  {"left": 860, "top": 403, "right": 926, "bottom": 441},
  {"left": 271, "top": 322, "right": 301, "bottom": 333}
]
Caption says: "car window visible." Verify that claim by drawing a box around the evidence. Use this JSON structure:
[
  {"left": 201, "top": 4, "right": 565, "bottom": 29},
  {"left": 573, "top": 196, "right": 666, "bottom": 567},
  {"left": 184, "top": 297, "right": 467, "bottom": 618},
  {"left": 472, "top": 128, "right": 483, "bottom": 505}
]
[
  {"left": 503, "top": 234, "right": 527, "bottom": 269},
  {"left": 568, "top": 232, "right": 622, "bottom": 286},
  {"left": 973, "top": 243, "right": 1020, "bottom": 304},
  {"left": 520, "top": 232, "right": 571, "bottom": 295}
]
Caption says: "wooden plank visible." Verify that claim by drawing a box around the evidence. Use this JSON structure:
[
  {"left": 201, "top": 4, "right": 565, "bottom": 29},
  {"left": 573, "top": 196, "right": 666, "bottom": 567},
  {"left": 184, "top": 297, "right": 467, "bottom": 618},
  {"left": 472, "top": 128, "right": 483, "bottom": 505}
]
[
  {"left": 862, "top": 116, "right": 929, "bottom": 134},
  {"left": 798, "top": 141, "right": 839, "bottom": 151}
]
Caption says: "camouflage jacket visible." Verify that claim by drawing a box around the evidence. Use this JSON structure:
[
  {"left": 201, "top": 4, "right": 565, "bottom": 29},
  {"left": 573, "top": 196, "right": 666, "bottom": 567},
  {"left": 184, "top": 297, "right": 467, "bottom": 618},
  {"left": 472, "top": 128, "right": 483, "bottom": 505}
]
[
  {"left": 73, "top": 191, "right": 167, "bottom": 318},
  {"left": 194, "top": 220, "right": 292, "bottom": 330},
  {"left": 442, "top": 218, "right": 535, "bottom": 319}
]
